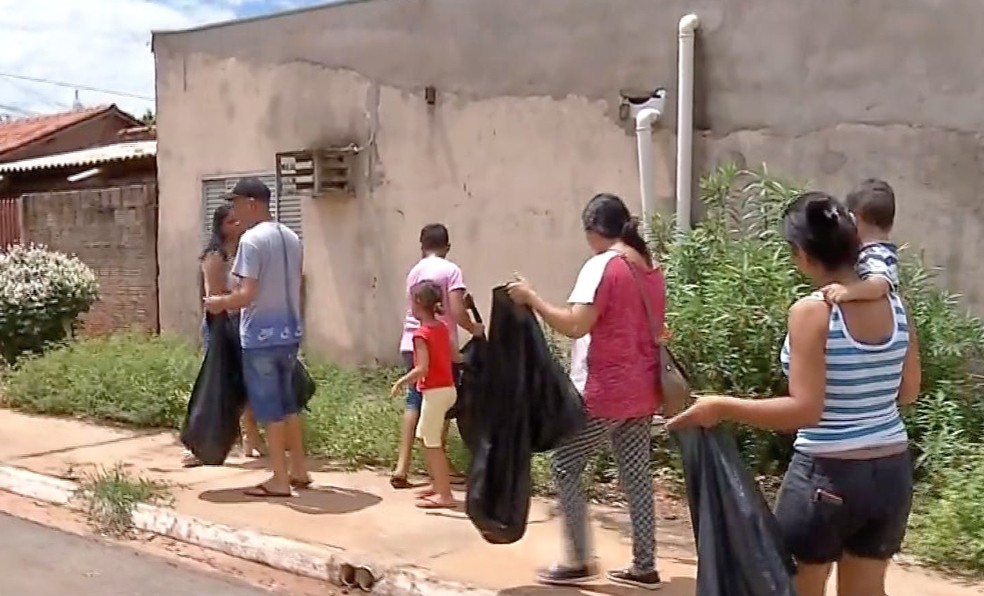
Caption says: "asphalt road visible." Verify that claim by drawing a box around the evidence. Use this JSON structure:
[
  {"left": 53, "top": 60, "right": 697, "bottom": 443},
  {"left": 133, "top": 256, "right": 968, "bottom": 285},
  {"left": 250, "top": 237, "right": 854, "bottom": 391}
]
[{"left": 0, "top": 513, "right": 272, "bottom": 595}]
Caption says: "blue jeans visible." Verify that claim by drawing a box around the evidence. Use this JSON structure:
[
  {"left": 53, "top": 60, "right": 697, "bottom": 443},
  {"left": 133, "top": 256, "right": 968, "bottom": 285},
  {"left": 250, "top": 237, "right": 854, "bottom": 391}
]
[
  {"left": 242, "top": 345, "right": 300, "bottom": 424},
  {"left": 400, "top": 352, "right": 424, "bottom": 411}
]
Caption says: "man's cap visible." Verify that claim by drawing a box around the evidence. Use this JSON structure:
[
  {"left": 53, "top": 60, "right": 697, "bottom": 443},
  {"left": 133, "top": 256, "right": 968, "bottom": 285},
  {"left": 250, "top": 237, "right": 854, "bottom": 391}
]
[{"left": 225, "top": 177, "right": 271, "bottom": 202}]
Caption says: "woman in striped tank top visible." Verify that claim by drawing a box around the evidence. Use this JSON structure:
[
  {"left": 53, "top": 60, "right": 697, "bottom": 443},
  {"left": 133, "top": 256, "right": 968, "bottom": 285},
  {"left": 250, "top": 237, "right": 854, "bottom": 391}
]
[{"left": 669, "top": 192, "right": 921, "bottom": 596}]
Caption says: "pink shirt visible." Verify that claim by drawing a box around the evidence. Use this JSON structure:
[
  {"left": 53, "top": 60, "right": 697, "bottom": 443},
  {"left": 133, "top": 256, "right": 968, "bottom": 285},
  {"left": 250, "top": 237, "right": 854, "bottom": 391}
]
[
  {"left": 399, "top": 255, "right": 466, "bottom": 353},
  {"left": 568, "top": 250, "right": 666, "bottom": 419}
]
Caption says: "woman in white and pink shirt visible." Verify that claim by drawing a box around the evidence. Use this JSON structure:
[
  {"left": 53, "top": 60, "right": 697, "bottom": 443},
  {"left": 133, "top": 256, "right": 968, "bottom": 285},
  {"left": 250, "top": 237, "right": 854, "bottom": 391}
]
[{"left": 508, "top": 193, "right": 666, "bottom": 591}]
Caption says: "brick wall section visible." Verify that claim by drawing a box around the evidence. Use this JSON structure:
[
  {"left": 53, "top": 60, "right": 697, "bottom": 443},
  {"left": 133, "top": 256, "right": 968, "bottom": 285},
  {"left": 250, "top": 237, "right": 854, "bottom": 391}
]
[{"left": 22, "top": 184, "right": 159, "bottom": 335}]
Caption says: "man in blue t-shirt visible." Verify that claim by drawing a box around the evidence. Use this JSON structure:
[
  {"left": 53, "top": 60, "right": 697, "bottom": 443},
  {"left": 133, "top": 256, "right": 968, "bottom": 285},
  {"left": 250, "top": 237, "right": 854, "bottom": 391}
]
[{"left": 204, "top": 177, "right": 310, "bottom": 497}]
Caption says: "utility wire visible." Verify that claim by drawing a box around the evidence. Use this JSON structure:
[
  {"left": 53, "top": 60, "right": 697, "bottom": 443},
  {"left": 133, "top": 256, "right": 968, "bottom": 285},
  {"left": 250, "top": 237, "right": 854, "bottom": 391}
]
[
  {"left": 0, "top": 103, "right": 36, "bottom": 115},
  {"left": 0, "top": 72, "right": 153, "bottom": 101}
]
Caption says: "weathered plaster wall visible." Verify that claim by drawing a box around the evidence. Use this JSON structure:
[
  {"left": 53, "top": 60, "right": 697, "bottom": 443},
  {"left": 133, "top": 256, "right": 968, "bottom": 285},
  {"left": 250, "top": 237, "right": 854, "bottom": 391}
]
[{"left": 154, "top": 0, "right": 984, "bottom": 363}]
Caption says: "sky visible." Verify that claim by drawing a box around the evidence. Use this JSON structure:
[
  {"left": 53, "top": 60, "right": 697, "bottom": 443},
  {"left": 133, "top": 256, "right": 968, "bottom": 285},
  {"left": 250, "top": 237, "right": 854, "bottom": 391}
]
[{"left": 0, "top": 0, "right": 332, "bottom": 119}]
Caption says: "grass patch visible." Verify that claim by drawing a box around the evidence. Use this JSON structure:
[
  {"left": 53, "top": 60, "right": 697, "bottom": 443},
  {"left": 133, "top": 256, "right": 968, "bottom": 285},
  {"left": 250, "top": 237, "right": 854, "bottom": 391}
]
[
  {"left": 0, "top": 333, "right": 548, "bottom": 482},
  {"left": 0, "top": 333, "right": 197, "bottom": 428},
  {"left": 79, "top": 463, "right": 171, "bottom": 537},
  {"left": 907, "top": 444, "right": 984, "bottom": 574}
]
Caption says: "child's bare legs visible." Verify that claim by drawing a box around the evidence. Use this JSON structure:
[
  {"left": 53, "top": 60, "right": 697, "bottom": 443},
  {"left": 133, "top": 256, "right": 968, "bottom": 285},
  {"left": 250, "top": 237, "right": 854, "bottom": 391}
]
[
  {"left": 420, "top": 444, "right": 454, "bottom": 506},
  {"left": 441, "top": 420, "right": 466, "bottom": 482},
  {"left": 242, "top": 406, "right": 266, "bottom": 457},
  {"left": 392, "top": 353, "right": 422, "bottom": 488},
  {"left": 393, "top": 408, "right": 420, "bottom": 482},
  {"left": 415, "top": 387, "right": 457, "bottom": 508}
]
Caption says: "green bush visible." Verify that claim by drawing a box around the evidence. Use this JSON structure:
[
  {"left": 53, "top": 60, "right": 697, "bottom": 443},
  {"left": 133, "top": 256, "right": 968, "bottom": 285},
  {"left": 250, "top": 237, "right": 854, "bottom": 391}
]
[
  {"left": 908, "top": 443, "right": 984, "bottom": 573},
  {"left": 652, "top": 164, "right": 984, "bottom": 477},
  {"left": 2, "top": 333, "right": 197, "bottom": 427},
  {"left": 0, "top": 244, "right": 99, "bottom": 363},
  {"left": 651, "top": 165, "right": 984, "bottom": 573}
]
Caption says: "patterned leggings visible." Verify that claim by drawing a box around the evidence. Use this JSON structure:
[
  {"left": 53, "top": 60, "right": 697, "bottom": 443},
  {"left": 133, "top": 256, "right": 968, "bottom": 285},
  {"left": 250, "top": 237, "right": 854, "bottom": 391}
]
[{"left": 552, "top": 417, "right": 655, "bottom": 573}]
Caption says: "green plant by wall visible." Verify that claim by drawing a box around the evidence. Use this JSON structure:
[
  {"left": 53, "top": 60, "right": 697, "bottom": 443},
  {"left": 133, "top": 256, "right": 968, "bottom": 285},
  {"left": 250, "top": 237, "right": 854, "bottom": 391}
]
[
  {"left": 650, "top": 164, "right": 984, "bottom": 476},
  {"left": 0, "top": 244, "right": 99, "bottom": 364}
]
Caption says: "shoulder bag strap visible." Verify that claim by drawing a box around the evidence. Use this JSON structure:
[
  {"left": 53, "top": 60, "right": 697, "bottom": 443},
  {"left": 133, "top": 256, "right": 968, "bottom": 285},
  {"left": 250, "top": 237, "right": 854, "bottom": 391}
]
[
  {"left": 274, "top": 223, "right": 299, "bottom": 330},
  {"left": 618, "top": 253, "right": 661, "bottom": 348}
]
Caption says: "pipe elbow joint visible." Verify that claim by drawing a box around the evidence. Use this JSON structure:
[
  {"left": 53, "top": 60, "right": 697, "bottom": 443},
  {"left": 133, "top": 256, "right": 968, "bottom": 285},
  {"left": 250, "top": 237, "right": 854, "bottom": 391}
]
[
  {"left": 678, "top": 14, "right": 700, "bottom": 37},
  {"left": 634, "top": 107, "right": 661, "bottom": 131}
]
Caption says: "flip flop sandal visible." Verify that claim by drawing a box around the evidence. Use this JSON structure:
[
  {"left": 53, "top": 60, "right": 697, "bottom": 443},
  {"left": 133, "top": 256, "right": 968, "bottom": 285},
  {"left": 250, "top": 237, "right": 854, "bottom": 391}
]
[
  {"left": 450, "top": 474, "right": 467, "bottom": 486},
  {"left": 244, "top": 484, "right": 292, "bottom": 498},
  {"left": 290, "top": 477, "right": 313, "bottom": 489},
  {"left": 415, "top": 496, "right": 456, "bottom": 510},
  {"left": 390, "top": 476, "right": 412, "bottom": 490},
  {"left": 415, "top": 487, "right": 437, "bottom": 498}
]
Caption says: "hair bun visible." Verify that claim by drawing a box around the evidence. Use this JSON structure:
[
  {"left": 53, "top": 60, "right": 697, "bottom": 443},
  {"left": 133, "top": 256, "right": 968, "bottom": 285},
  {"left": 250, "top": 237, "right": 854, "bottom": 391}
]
[
  {"left": 622, "top": 215, "right": 640, "bottom": 233},
  {"left": 804, "top": 196, "right": 840, "bottom": 230}
]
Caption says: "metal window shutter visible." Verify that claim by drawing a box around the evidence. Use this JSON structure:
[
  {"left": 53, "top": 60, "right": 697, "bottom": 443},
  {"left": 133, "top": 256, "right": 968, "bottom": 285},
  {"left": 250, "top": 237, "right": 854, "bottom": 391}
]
[
  {"left": 201, "top": 173, "right": 283, "bottom": 242},
  {"left": 258, "top": 173, "right": 280, "bottom": 222},
  {"left": 201, "top": 178, "right": 231, "bottom": 244},
  {"left": 276, "top": 190, "right": 303, "bottom": 240}
]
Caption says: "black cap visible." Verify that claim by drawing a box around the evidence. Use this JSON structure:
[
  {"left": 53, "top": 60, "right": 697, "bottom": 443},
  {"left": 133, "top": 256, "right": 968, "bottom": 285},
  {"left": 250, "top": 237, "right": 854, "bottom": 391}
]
[{"left": 226, "top": 177, "right": 271, "bottom": 202}]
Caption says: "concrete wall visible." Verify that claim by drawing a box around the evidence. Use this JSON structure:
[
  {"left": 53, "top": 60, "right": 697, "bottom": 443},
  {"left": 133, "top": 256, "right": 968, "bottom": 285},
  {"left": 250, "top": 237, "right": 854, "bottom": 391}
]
[{"left": 153, "top": 0, "right": 984, "bottom": 365}]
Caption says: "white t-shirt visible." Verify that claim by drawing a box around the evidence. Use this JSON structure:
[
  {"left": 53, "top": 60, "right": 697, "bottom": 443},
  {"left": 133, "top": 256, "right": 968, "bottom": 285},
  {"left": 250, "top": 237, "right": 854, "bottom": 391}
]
[{"left": 567, "top": 250, "right": 619, "bottom": 393}]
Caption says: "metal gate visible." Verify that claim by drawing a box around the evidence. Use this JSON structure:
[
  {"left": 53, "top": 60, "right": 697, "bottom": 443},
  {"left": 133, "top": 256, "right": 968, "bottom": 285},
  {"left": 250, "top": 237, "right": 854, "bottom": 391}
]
[{"left": 0, "top": 197, "right": 19, "bottom": 248}]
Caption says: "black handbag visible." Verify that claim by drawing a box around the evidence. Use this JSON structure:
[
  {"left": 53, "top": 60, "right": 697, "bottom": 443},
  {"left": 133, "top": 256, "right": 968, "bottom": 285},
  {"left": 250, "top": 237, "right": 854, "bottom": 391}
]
[{"left": 276, "top": 224, "right": 316, "bottom": 412}]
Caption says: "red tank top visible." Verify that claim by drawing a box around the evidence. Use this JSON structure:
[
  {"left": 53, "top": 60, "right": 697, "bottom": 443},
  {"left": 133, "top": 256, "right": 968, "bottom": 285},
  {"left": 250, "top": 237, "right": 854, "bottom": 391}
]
[{"left": 413, "top": 321, "right": 455, "bottom": 390}]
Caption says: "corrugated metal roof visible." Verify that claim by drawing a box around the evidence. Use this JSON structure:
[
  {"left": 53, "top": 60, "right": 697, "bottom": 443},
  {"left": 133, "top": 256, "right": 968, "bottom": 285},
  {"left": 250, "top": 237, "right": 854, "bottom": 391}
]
[{"left": 0, "top": 140, "right": 156, "bottom": 174}]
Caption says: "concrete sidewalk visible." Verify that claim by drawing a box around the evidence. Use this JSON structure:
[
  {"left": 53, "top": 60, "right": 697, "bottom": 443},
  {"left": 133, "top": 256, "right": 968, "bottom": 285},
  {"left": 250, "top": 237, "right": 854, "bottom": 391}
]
[{"left": 0, "top": 409, "right": 979, "bottom": 595}]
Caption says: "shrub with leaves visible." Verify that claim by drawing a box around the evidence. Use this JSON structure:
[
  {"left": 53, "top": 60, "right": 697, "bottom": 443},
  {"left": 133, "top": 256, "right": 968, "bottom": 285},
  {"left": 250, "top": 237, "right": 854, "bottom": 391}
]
[
  {"left": 0, "top": 244, "right": 99, "bottom": 363},
  {"left": 1, "top": 333, "right": 197, "bottom": 428},
  {"left": 651, "top": 165, "right": 984, "bottom": 476}
]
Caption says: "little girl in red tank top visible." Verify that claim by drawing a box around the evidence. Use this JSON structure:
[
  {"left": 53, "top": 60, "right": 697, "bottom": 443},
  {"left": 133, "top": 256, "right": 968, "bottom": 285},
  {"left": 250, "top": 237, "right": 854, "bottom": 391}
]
[{"left": 391, "top": 280, "right": 458, "bottom": 509}]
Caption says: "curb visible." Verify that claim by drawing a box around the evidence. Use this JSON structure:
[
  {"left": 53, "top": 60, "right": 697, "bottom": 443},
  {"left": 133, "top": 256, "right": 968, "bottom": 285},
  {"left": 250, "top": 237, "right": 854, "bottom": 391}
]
[{"left": 0, "top": 465, "right": 495, "bottom": 596}]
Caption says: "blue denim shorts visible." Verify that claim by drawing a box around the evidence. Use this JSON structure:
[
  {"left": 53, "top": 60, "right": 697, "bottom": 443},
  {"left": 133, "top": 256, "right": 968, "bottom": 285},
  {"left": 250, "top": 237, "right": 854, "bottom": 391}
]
[
  {"left": 774, "top": 449, "right": 913, "bottom": 564},
  {"left": 242, "top": 345, "right": 300, "bottom": 424},
  {"left": 401, "top": 351, "right": 462, "bottom": 417},
  {"left": 401, "top": 352, "right": 424, "bottom": 411}
]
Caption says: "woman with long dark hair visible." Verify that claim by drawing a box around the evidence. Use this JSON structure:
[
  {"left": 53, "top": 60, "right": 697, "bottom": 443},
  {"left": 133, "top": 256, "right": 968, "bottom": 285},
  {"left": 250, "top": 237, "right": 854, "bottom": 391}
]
[
  {"left": 182, "top": 204, "right": 266, "bottom": 467},
  {"left": 507, "top": 193, "right": 666, "bottom": 590},
  {"left": 669, "top": 192, "right": 920, "bottom": 596}
]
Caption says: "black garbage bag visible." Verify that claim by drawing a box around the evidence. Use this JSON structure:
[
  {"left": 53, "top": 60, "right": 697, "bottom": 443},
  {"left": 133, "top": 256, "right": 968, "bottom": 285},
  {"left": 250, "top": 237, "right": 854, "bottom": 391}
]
[
  {"left": 454, "top": 300, "right": 487, "bottom": 450},
  {"left": 455, "top": 334, "right": 487, "bottom": 451},
  {"left": 466, "top": 286, "right": 586, "bottom": 544},
  {"left": 675, "top": 427, "right": 797, "bottom": 596},
  {"left": 294, "top": 359, "right": 316, "bottom": 412},
  {"left": 180, "top": 313, "right": 247, "bottom": 465}
]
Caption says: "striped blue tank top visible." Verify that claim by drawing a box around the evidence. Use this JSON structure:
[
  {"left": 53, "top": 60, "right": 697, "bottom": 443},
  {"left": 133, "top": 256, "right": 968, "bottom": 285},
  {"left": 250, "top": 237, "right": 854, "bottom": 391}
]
[{"left": 780, "top": 292, "right": 909, "bottom": 455}]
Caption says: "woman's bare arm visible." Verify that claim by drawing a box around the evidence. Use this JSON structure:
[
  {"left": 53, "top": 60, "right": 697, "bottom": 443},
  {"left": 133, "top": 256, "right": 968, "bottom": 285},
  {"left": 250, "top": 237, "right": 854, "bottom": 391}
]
[
  {"left": 722, "top": 298, "right": 828, "bottom": 429},
  {"left": 898, "top": 304, "right": 922, "bottom": 406},
  {"left": 527, "top": 294, "right": 598, "bottom": 340}
]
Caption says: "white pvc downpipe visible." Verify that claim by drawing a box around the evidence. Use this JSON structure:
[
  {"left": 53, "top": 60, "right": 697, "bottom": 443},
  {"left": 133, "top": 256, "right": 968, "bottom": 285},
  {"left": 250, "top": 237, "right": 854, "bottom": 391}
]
[
  {"left": 676, "top": 13, "right": 700, "bottom": 234},
  {"left": 635, "top": 105, "right": 662, "bottom": 243}
]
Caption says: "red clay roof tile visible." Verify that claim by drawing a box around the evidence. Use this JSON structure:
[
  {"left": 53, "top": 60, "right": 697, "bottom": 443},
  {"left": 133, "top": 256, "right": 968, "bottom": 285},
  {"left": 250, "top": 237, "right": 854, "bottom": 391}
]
[{"left": 0, "top": 105, "right": 114, "bottom": 157}]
